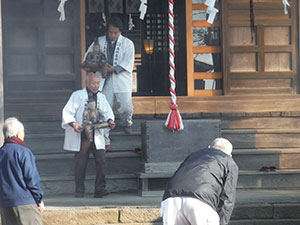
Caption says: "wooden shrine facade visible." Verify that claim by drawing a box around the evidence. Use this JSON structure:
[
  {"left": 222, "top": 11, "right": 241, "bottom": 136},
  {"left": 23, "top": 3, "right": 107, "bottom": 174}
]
[{"left": 1, "top": 0, "right": 300, "bottom": 123}]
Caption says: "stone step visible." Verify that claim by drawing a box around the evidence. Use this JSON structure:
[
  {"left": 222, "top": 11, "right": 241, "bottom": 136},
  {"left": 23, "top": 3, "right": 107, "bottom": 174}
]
[
  {"left": 41, "top": 174, "right": 138, "bottom": 195},
  {"left": 233, "top": 148, "right": 300, "bottom": 170},
  {"left": 41, "top": 199, "right": 300, "bottom": 225},
  {"left": 36, "top": 151, "right": 141, "bottom": 177}
]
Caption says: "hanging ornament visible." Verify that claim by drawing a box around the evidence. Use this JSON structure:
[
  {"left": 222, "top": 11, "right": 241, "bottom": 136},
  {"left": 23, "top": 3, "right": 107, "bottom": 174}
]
[
  {"left": 282, "top": 0, "right": 290, "bottom": 15},
  {"left": 139, "top": 0, "right": 147, "bottom": 20},
  {"left": 57, "top": 0, "right": 68, "bottom": 21},
  {"left": 128, "top": 14, "right": 135, "bottom": 31},
  {"left": 165, "top": 0, "right": 184, "bottom": 131},
  {"left": 249, "top": 0, "right": 256, "bottom": 43},
  {"left": 205, "top": 0, "right": 218, "bottom": 24}
]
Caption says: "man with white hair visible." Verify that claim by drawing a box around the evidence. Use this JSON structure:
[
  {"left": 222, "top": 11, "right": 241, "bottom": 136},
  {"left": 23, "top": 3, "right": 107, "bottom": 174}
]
[
  {"left": 161, "top": 138, "right": 239, "bottom": 225},
  {"left": 0, "top": 117, "right": 45, "bottom": 225}
]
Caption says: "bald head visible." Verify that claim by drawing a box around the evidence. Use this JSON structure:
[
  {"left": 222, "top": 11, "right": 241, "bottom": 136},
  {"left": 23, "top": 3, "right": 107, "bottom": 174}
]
[{"left": 209, "top": 138, "right": 233, "bottom": 156}]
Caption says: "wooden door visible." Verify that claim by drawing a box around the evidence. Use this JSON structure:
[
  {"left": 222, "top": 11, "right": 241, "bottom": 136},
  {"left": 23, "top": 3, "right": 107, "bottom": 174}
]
[
  {"left": 223, "top": 0, "right": 297, "bottom": 95},
  {"left": 2, "top": 0, "right": 82, "bottom": 119}
]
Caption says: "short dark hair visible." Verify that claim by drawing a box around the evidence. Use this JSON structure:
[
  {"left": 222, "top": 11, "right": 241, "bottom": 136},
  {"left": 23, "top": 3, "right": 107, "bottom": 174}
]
[{"left": 107, "top": 16, "right": 123, "bottom": 31}]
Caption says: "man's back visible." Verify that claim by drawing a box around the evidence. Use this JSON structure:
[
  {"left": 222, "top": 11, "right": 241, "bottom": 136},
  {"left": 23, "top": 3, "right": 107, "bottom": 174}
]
[
  {"left": 0, "top": 143, "right": 42, "bottom": 207},
  {"left": 163, "top": 148, "right": 238, "bottom": 215}
]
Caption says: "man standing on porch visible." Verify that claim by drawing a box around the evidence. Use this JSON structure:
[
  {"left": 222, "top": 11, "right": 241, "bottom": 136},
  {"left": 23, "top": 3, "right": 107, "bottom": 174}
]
[
  {"left": 84, "top": 16, "right": 135, "bottom": 134},
  {"left": 62, "top": 72, "right": 115, "bottom": 198},
  {"left": 161, "top": 138, "right": 239, "bottom": 225}
]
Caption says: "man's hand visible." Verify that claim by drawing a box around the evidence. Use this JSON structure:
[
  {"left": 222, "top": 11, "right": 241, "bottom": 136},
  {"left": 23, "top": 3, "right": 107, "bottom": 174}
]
[
  {"left": 38, "top": 201, "right": 45, "bottom": 213},
  {"left": 108, "top": 120, "right": 116, "bottom": 129},
  {"left": 72, "top": 122, "right": 83, "bottom": 133},
  {"left": 106, "top": 64, "right": 116, "bottom": 73}
]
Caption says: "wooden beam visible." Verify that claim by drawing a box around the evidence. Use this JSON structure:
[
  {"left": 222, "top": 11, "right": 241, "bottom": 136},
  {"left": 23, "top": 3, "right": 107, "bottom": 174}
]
[
  {"left": 194, "top": 72, "right": 222, "bottom": 79},
  {"left": 193, "top": 46, "right": 221, "bottom": 53},
  {"left": 192, "top": 21, "right": 220, "bottom": 27},
  {"left": 132, "top": 96, "right": 300, "bottom": 114}
]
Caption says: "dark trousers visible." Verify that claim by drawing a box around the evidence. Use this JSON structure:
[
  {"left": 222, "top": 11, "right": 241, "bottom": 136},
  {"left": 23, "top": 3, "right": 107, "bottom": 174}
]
[
  {"left": 75, "top": 139, "right": 106, "bottom": 194},
  {"left": 0, "top": 204, "right": 42, "bottom": 225}
]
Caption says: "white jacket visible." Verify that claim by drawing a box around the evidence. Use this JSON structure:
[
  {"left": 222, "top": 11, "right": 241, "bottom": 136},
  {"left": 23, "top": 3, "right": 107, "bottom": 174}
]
[
  {"left": 61, "top": 88, "right": 114, "bottom": 151},
  {"left": 85, "top": 35, "right": 135, "bottom": 92}
]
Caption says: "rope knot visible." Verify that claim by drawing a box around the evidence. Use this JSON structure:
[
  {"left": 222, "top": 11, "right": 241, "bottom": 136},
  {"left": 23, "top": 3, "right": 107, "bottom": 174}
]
[{"left": 170, "top": 103, "right": 178, "bottom": 110}]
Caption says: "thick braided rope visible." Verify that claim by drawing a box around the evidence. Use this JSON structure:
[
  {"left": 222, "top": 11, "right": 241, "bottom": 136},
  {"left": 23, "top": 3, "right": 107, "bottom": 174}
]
[
  {"left": 168, "top": 0, "right": 176, "bottom": 106},
  {"left": 165, "top": 0, "right": 183, "bottom": 131}
]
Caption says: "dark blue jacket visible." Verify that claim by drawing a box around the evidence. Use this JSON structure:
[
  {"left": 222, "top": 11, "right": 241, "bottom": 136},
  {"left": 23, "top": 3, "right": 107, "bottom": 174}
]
[
  {"left": 0, "top": 143, "right": 44, "bottom": 207},
  {"left": 163, "top": 148, "right": 239, "bottom": 225}
]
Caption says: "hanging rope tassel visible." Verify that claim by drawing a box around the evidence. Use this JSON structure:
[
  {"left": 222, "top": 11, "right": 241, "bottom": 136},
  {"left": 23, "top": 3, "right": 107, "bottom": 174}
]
[{"left": 165, "top": 0, "right": 184, "bottom": 131}]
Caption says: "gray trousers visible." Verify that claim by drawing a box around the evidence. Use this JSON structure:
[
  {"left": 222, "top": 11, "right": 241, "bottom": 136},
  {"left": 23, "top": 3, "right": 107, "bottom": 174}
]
[
  {"left": 102, "top": 79, "right": 133, "bottom": 127},
  {"left": 0, "top": 204, "right": 42, "bottom": 225}
]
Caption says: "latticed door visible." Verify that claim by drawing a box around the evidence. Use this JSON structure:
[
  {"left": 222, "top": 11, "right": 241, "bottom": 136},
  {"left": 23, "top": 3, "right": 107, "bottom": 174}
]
[{"left": 186, "top": 0, "right": 222, "bottom": 96}]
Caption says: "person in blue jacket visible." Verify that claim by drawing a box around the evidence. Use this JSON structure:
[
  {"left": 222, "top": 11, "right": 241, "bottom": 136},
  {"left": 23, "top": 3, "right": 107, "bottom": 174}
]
[{"left": 0, "top": 117, "right": 45, "bottom": 225}]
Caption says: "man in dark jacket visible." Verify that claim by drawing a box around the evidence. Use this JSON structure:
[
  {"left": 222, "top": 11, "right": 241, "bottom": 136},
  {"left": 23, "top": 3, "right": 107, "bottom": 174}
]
[
  {"left": 0, "top": 117, "right": 45, "bottom": 225},
  {"left": 161, "top": 138, "right": 239, "bottom": 225}
]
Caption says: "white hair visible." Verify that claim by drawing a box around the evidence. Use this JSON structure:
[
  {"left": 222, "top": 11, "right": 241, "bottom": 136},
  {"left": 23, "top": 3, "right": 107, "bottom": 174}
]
[
  {"left": 3, "top": 117, "right": 24, "bottom": 139},
  {"left": 85, "top": 72, "right": 99, "bottom": 83},
  {"left": 210, "top": 138, "right": 233, "bottom": 155}
]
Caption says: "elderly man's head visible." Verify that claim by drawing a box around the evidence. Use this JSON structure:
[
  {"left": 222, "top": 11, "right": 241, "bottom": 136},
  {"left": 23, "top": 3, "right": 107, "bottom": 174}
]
[
  {"left": 86, "top": 72, "right": 100, "bottom": 93},
  {"left": 209, "top": 138, "right": 233, "bottom": 156},
  {"left": 3, "top": 117, "right": 25, "bottom": 141}
]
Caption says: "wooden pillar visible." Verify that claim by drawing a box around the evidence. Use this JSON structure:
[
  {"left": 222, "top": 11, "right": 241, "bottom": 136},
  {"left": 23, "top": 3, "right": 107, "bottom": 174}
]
[
  {"left": 185, "top": 0, "right": 194, "bottom": 96},
  {"left": 80, "top": 0, "right": 86, "bottom": 88},
  {"left": 0, "top": 0, "right": 4, "bottom": 145}
]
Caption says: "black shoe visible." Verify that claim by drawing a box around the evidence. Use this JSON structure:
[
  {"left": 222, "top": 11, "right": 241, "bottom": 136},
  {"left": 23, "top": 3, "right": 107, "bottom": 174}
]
[
  {"left": 75, "top": 192, "right": 84, "bottom": 198},
  {"left": 94, "top": 189, "right": 109, "bottom": 198}
]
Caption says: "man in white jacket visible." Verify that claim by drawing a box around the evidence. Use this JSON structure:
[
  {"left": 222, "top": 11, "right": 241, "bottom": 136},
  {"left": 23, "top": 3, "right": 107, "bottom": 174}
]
[
  {"left": 84, "top": 16, "right": 135, "bottom": 134},
  {"left": 62, "top": 73, "right": 115, "bottom": 198}
]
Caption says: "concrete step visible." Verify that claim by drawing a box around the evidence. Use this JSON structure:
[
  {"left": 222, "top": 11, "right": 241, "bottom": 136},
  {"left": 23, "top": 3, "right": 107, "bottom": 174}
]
[
  {"left": 36, "top": 151, "right": 141, "bottom": 177},
  {"left": 233, "top": 148, "right": 300, "bottom": 170},
  {"left": 42, "top": 189, "right": 300, "bottom": 225}
]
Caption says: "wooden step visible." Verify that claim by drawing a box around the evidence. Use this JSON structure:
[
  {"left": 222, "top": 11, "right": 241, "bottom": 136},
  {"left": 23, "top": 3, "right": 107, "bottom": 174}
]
[
  {"left": 24, "top": 131, "right": 141, "bottom": 154},
  {"left": 233, "top": 148, "right": 300, "bottom": 170},
  {"left": 222, "top": 117, "right": 300, "bottom": 130},
  {"left": 41, "top": 174, "right": 138, "bottom": 195},
  {"left": 222, "top": 129, "right": 300, "bottom": 148},
  {"left": 238, "top": 169, "right": 300, "bottom": 189},
  {"left": 36, "top": 151, "right": 141, "bottom": 177}
]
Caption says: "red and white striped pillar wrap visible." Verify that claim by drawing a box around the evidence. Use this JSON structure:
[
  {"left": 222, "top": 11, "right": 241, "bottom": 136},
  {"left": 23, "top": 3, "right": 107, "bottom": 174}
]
[{"left": 165, "top": 0, "right": 184, "bottom": 131}]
